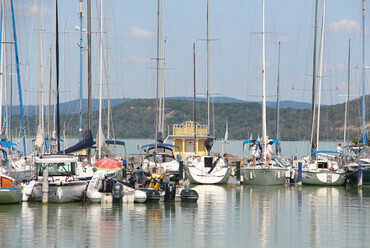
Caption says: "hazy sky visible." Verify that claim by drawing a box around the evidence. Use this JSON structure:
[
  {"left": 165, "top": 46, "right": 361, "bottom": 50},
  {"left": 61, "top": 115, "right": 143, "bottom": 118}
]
[{"left": 6, "top": 0, "right": 370, "bottom": 107}]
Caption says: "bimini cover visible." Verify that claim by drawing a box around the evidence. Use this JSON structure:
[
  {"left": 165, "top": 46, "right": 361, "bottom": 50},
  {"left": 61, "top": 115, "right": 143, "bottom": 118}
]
[
  {"left": 0, "top": 140, "right": 16, "bottom": 148},
  {"left": 61, "top": 129, "right": 94, "bottom": 154},
  {"left": 204, "top": 137, "right": 215, "bottom": 152}
]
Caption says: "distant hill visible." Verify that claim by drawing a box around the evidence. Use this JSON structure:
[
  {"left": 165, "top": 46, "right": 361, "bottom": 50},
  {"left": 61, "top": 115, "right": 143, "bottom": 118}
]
[
  {"left": 168, "top": 96, "right": 312, "bottom": 109},
  {"left": 13, "top": 99, "right": 131, "bottom": 116},
  {"left": 11, "top": 97, "right": 312, "bottom": 116},
  {"left": 16, "top": 96, "right": 365, "bottom": 141}
]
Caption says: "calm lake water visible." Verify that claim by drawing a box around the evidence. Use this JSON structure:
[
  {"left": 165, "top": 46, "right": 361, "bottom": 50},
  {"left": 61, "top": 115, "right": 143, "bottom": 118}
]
[{"left": 1, "top": 181, "right": 370, "bottom": 248}]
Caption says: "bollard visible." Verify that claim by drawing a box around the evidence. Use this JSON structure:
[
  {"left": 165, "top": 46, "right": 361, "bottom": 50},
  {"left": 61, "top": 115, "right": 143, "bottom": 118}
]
[
  {"left": 297, "top": 162, "right": 302, "bottom": 188},
  {"left": 42, "top": 169, "right": 49, "bottom": 204},
  {"left": 358, "top": 164, "right": 363, "bottom": 188},
  {"left": 179, "top": 161, "right": 184, "bottom": 186},
  {"left": 236, "top": 161, "right": 241, "bottom": 186}
]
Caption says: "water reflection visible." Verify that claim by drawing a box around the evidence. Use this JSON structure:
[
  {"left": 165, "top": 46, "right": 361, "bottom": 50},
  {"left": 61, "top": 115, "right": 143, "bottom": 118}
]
[
  {"left": 241, "top": 185, "right": 290, "bottom": 247},
  {"left": 3, "top": 184, "right": 370, "bottom": 246}
]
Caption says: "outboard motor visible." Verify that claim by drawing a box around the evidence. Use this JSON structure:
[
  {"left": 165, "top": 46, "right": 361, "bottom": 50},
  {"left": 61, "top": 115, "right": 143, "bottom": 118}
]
[
  {"left": 180, "top": 189, "right": 199, "bottom": 202},
  {"left": 112, "top": 183, "right": 124, "bottom": 203},
  {"left": 164, "top": 182, "right": 176, "bottom": 202},
  {"left": 103, "top": 178, "right": 114, "bottom": 193},
  {"left": 128, "top": 175, "right": 137, "bottom": 187}
]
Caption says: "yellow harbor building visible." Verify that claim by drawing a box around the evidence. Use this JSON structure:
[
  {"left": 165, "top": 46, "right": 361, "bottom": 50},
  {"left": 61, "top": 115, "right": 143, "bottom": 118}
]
[{"left": 170, "top": 121, "right": 208, "bottom": 159}]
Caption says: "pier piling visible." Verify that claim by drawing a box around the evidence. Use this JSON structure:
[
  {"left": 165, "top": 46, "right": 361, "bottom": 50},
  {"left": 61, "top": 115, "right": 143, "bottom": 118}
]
[
  {"left": 42, "top": 170, "right": 49, "bottom": 204},
  {"left": 358, "top": 164, "right": 363, "bottom": 188},
  {"left": 236, "top": 161, "right": 241, "bottom": 186},
  {"left": 179, "top": 161, "right": 184, "bottom": 186},
  {"left": 298, "top": 162, "right": 302, "bottom": 189}
]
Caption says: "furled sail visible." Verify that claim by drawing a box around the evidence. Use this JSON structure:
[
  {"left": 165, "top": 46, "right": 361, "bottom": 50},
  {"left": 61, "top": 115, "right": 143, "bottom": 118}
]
[{"left": 61, "top": 129, "right": 94, "bottom": 154}]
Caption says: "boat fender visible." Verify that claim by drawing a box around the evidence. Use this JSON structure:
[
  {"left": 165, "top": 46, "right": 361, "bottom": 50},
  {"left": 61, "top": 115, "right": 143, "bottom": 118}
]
[
  {"left": 112, "top": 183, "right": 124, "bottom": 203},
  {"left": 154, "top": 174, "right": 164, "bottom": 190},
  {"left": 164, "top": 182, "right": 176, "bottom": 202},
  {"left": 149, "top": 174, "right": 157, "bottom": 188}
]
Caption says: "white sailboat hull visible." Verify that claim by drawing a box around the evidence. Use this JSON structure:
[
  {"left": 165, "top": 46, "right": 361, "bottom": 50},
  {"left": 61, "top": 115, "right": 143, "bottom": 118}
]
[
  {"left": 185, "top": 155, "right": 230, "bottom": 184},
  {"left": 187, "top": 166, "right": 230, "bottom": 184},
  {"left": 241, "top": 167, "right": 288, "bottom": 186},
  {"left": 301, "top": 170, "right": 346, "bottom": 186}
]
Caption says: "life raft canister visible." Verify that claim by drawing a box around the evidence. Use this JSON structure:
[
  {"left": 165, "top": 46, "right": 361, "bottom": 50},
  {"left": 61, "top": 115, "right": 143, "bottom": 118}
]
[
  {"left": 154, "top": 174, "right": 164, "bottom": 190},
  {"left": 149, "top": 174, "right": 157, "bottom": 188}
]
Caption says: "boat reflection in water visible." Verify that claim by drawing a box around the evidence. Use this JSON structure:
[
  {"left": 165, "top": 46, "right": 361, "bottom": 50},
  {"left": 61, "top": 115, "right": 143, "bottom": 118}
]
[{"left": 3, "top": 184, "right": 370, "bottom": 246}]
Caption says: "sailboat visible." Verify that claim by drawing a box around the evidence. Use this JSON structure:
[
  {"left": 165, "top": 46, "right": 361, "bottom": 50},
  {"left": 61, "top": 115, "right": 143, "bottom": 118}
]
[
  {"left": 183, "top": 1, "right": 230, "bottom": 185},
  {"left": 0, "top": 0, "right": 35, "bottom": 183},
  {"left": 22, "top": 0, "right": 91, "bottom": 203},
  {"left": 240, "top": 0, "right": 288, "bottom": 186},
  {"left": 345, "top": 0, "right": 370, "bottom": 184},
  {"left": 139, "top": 0, "right": 180, "bottom": 179},
  {"left": 299, "top": 0, "right": 345, "bottom": 186}
]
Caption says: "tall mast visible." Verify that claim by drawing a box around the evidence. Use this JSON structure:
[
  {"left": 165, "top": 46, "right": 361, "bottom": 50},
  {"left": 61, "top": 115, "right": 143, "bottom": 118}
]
[
  {"left": 362, "top": 0, "right": 366, "bottom": 146},
  {"left": 1, "top": 2, "right": 8, "bottom": 139},
  {"left": 310, "top": 0, "right": 319, "bottom": 154},
  {"left": 344, "top": 39, "right": 350, "bottom": 146},
  {"left": 87, "top": 0, "right": 92, "bottom": 160},
  {"left": 158, "top": 0, "right": 163, "bottom": 135},
  {"left": 87, "top": 0, "right": 92, "bottom": 133},
  {"left": 9, "top": 46, "right": 12, "bottom": 141},
  {"left": 207, "top": 0, "right": 210, "bottom": 137},
  {"left": 276, "top": 41, "right": 281, "bottom": 155},
  {"left": 0, "top": 4, "right": 4, "bottom": 135},
  {"left": 316, "top": 0, "right": 326, "bottom": 150},
  {"left": 2, "top": 8, "right": 7, "bottom": 138},
  {"left": 261, "top": 0, "right": 267, "bottom": 160},
  {"left": 78, "top": 0, "right": 84, "bottom": 140},
  {"left": 2, "top": 20, "right": 7, "bottom": 138},
  {"left": 193, "top": 41, "right": 197, "bottom": 154},
  {"left": 38, "top": 0, "right": 44, "bottom": 133},
  {"left": 98, "top": 0, "right": 103, "bottom": 159},
  {"left": 48, "top": 48, "right": 52, "bottom": 148},
  {"left": 10, "top": 0, "right": 27, "bottom": 155},
  {"left": 161, "top": 38, "right": 166, "bottom": 135},
  {"left": 155, "top": 0, "right": 160, "bottom": 151},
  {"left": 107, "top": 0, "right": 111, "bottom": 139},
  {"left": 55, "top": 0, "right": 60, "bottom": 151}
]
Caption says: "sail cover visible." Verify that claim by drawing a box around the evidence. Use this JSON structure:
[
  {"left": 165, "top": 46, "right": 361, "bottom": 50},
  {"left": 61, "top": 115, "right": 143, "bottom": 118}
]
[
  {"left": 61, "top": 129, "right": 94, "bottom": 154},
  {"left": 204, "top": 137, "right": 215, "bottom": 152}
]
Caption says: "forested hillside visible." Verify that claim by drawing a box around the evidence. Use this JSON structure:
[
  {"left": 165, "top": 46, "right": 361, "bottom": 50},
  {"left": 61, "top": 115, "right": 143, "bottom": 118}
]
[{"left": 11, "top": 97, "right": 366, "bottom": 141}]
